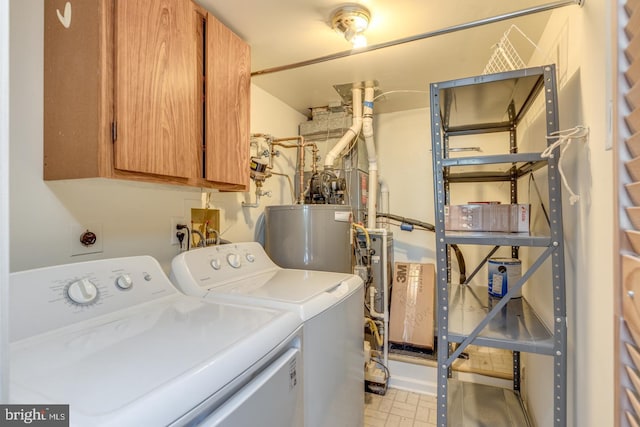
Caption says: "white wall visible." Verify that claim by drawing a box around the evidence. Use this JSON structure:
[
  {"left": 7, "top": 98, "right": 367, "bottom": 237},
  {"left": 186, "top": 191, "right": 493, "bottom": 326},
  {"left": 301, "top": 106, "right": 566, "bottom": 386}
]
[
  {"left": 1, "top": 0, "right": 10, "bottom": 403},
  {"left": 376, "top": 108, "right": 436, "bottom": 263},
  {"left": 520, "top": 2, "right": 614, "bottom": 426},
  {"left": 9, "top": 0, "right": 305, "bottom": 274}
]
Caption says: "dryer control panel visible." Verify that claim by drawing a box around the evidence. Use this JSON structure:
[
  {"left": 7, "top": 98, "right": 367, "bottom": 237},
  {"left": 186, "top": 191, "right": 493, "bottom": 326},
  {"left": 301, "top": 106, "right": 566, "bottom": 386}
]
[{"left": 10, "top": 256, "right": 177, "bottom": 341}]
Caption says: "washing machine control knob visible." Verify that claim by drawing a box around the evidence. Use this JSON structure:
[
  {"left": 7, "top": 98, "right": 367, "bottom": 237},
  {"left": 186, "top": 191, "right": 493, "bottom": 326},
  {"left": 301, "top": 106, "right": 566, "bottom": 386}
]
[
  {"left": 115, "top": 274, "right": 133, "bottom": 290},
  {"left": 246, "top": 253, "right": 255, "bottom": 263},
  {"left": 210, "top": 258, "right": 222, "bottom": 270},
  {"left": 227, "top": 253, "right": 241, "bottom": 268},
  {"left": 67, "top": 278, "right": 99, "bottom": 305}
]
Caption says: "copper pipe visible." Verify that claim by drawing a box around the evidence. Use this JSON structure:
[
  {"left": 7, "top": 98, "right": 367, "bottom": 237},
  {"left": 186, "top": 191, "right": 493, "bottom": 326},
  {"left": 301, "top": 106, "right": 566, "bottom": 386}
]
[
  {"left": 312, "top": 146, "right": 319, "bottom": 173},
  {"left": 271, "top": 136, "right": 320, "bottom": 204},
  {"left": 271, "top": 141, "right": 299, "bottom": 148},
  {"left": 273, "top": 137, "right": 305, "bottom": 203}
]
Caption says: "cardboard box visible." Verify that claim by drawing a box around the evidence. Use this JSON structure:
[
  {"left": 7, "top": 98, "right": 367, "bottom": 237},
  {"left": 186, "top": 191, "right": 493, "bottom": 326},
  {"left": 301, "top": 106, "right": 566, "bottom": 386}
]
[
  {"left": 444, "top": 204, "right": 483, "bottom": 231},
  {"left": 445, "top": 203, "right": 530, "bottom": 233},
  {"left": 510, "top": 203, "right": 530, "bottom": 233},
  {"left": 389, "top": 262, "right": 435, "bottom": 349}
]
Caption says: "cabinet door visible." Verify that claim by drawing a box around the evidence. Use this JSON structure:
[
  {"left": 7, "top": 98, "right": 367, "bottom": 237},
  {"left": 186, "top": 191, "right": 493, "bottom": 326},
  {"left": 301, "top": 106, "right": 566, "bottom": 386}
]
[
  {"left": 44, "top": 0, "right": 108, "bottom": 181},
  {"left": 205, "top": 14, "right": 250, "bottom": 188},
  {"left": 114, "top": 0, "right": 201, "bottom": 178}
]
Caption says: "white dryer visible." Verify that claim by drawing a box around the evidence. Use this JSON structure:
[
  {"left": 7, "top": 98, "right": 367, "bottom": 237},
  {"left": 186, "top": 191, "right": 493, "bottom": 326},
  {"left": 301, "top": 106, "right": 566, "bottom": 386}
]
[
  {"left": 9, "top": 256, "right": 303, "bottom": 426},
  {"left": 170, "top": 241, "right": 364, "bottom": 427}
]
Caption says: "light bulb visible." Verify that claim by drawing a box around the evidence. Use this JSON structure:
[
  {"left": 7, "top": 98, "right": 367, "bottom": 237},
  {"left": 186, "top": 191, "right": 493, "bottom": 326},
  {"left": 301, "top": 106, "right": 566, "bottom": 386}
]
[
  {"left": 351, "top": 34, "right": 367, "bottom": 49},
  {"left": 351, "top": 15, "right": 369, "bottom": 33},
  {"left": 343, "top": 27, "right": 356, "bottom": 43}
]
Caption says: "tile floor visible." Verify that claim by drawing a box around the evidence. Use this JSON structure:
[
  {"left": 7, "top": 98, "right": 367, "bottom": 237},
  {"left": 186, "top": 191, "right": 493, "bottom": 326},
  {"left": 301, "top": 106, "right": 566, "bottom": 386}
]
[
  {"left": 388, "top": 345, "right": 513, "bottom": 380},
  {"left": 450, "top": 345, "right": 513, "bottom": 379},
  {"left": 364, "top": 389, "right": 437, "bottom": 427},
  {"left": 364, "top": 345, "right": 514, "bottom": 426}
]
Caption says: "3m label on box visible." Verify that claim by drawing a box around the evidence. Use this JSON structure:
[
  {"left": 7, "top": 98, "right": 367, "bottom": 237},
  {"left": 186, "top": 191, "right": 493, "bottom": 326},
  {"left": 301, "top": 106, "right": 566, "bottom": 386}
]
[{"left": 389, "top": 262, "right": 435, "bottom": 349}]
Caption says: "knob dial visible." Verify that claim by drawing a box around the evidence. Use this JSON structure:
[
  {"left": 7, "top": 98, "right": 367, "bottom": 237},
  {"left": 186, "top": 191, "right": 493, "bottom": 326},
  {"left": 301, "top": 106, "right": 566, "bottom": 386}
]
[
  {"left": 115, "top": 274, "right": 133, "bottom": 290},
  {"left": 67, "top": 278, "right": 99, "bottom": 305},
  {"left": 210, "top": 258, "right": 222, "bottom": 270},
  {"left": 246, "top": 253, "right": 255, "bottom": 263},
  {"left": 227, "top": 253, "right": 241, "bottom": 268}
]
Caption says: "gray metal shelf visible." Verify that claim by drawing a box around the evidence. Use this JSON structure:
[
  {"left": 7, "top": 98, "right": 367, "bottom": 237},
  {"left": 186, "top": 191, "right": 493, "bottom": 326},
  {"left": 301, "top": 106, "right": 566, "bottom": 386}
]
[
  {"left": 447, "top": 380, "right": 532, "bottom": 427},
  {"left": 443, "top": 232, "right": 551, "bottom": 247},
  {"left": 430, "top": 65, "right": 567, "bottom": 427},
  {"left": 441, "top": 152, "right": 544, "bottom": 167},
  {"left": 442, "top": 153, "right": 548, "bottom": 183},
  {"left": 448, "top": 284, "right": 554, "bottom": 355},
  {"left": 436, "top": 67, "right": 546, "bottom": 132}
]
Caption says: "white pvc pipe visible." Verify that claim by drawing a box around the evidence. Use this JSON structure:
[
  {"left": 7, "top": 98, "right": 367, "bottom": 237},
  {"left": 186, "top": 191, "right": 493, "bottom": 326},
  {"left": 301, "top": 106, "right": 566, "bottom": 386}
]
[
  {"left": 324, "top": 87, "right": 363, "bottom": 168},
  {"left": 362, "top": 85, "right": 377, "bottom": 229},
  {"left": 368, "top": 286, "right": 384, "bottom": 320},
  {"left": 379, "top": 176, "right": 390, "bottom": 229}
]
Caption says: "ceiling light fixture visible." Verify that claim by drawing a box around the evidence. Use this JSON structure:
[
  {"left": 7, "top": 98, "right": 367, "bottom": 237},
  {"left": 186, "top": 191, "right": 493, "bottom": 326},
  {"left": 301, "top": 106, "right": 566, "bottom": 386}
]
[{"left": 331, "top": 4, "right": 371, "bottom": 49}]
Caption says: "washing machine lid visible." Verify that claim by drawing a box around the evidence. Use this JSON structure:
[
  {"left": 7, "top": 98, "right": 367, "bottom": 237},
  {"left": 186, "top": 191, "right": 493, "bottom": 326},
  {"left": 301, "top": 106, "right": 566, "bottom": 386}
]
[
  {"left": 170, "top": 242, "right": 364, "bottom": 320},
  {"left": 10, "top": 294, "right": 300, "bottom": 427},
  {"left": 203, "top": 269, "right": 362, "bottom": 320},
  {"left": 208, "top": 269, "right": 350, "bottom": 301}
]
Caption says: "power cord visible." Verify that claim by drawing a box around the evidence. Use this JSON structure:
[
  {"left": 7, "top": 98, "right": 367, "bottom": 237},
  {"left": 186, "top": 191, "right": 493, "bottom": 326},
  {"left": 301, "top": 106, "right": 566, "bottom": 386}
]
[
  {"left": 176, "top": 224, "right": 190, "bottom": 251},
  {"left": 176, "top": 231, "right": 186, "bottom": 250}
]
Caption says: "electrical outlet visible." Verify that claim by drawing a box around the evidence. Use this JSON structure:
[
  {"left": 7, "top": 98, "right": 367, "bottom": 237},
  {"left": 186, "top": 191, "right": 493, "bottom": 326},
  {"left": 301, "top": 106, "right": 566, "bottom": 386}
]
[
  {"left": 170, "top": 217, "right": 186, "bottom": 245},
  {"left": 71, "top": 223, "right": 103, "bottom": 256}
]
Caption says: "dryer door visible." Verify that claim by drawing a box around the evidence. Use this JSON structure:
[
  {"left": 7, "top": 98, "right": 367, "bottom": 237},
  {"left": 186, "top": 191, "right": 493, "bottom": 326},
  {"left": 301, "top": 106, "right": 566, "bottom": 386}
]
[{"left": 200, "top": 347, "right": 303, "bottom": 427}]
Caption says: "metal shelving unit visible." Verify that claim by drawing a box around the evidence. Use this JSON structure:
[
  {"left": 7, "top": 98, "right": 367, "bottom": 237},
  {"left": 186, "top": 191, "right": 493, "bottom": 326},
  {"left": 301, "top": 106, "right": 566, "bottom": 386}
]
[{"left": 430, "top": 65, "right": 567, "bottom": 426}]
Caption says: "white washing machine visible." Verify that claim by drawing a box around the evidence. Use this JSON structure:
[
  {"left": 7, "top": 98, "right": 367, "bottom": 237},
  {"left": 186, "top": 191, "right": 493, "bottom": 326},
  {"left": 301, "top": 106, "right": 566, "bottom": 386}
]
[
  {"left": 9, "top": 256, "right": 303, "bottom": 426},
  {"left": 170, "top": 242, "right": 364, "bottom": 427}
]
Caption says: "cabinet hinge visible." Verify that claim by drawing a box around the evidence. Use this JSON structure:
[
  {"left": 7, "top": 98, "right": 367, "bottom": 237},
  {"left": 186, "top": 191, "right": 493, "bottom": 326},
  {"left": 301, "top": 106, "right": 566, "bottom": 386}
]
[{"left": 111, "top": 122, "right": 117, "bottom": 142}]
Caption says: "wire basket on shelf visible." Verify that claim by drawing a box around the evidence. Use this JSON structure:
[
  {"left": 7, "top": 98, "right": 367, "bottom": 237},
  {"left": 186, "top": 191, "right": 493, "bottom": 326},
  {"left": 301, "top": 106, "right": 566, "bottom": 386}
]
[{"left": 482, "top": 24, "right": 544, "bottom": 75}]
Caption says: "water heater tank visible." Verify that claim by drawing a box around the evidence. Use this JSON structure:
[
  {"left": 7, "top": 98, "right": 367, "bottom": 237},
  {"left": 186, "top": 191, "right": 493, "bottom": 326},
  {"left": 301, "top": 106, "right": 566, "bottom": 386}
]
[{"left": 264, "top": 204, "right": 352, "bottom": 273}]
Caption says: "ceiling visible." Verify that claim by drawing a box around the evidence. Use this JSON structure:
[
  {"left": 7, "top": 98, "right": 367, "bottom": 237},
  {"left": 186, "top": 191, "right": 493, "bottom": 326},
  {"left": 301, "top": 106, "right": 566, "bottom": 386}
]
[{"left": 195, "top": 0, "right": 573, "bottom": 116}]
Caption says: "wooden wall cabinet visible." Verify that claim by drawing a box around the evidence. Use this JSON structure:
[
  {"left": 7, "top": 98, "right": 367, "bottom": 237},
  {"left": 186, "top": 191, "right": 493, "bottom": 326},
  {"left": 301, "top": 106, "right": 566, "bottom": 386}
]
[{"left": 44, "top": 0, "right": 250, "bottom": 190}]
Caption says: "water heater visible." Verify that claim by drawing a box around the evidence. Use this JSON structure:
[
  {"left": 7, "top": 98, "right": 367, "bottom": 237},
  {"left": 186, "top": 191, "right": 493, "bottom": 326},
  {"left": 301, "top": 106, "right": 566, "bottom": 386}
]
[{"left": 264, "top": 204, "right": 352, "bottom": 273}]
